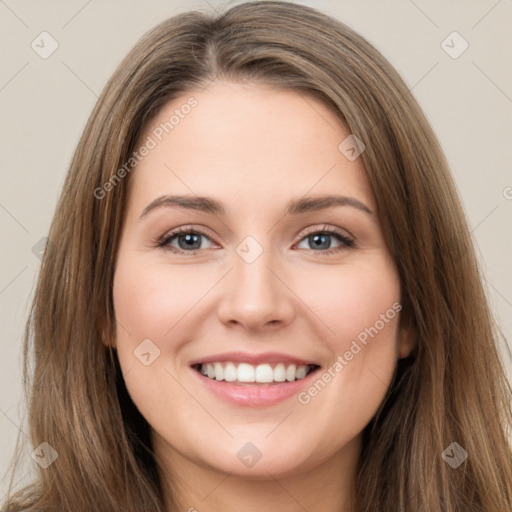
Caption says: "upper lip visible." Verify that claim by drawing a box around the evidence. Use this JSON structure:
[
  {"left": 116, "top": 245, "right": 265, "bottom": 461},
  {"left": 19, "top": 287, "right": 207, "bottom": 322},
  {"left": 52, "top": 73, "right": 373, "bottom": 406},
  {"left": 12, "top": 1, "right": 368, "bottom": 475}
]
[{"left": 189, "top": 351, "right": 320, "bottom": 367}]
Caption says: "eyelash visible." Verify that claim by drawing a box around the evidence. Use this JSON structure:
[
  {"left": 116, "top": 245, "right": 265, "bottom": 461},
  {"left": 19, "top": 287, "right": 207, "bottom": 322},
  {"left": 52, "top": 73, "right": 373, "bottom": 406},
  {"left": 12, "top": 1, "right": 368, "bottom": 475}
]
[{"left": 155, "top": 224, "right": 355, "bottom": 256}]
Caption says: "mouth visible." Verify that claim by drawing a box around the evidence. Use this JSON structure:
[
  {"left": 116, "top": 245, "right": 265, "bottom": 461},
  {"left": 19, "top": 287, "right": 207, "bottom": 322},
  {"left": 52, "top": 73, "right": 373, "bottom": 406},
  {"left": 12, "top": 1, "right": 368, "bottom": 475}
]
[
  {"left": 191, "top": 362, "right": 321, "bottom": 385},
  {"left": 189, "top": 354, "right": 322, "bottom": 406}
]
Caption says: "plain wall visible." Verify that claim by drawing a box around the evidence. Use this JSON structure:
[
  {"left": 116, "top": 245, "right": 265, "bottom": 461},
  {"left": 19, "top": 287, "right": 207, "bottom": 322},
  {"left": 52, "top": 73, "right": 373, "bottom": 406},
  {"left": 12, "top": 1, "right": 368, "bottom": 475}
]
[{"left": 1, "top": 0, "right": 511, "bottom": 497}]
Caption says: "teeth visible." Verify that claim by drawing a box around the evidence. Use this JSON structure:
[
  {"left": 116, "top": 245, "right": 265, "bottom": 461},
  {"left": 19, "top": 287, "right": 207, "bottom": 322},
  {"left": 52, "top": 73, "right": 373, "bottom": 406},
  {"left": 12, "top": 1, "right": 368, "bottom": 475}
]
[
  {"left": 296, "top": 366, "right": 307, "bottom": 379},
  {"left": 238, "top": 363, "right": 255, "bottom": 382},
  {"left": 214, "top": 362, "right": 224, "bottom": 381},
  {"left": 285, "top": 364, "right": 296, "bottom": 382},
  {"left": 198, "top": 362, "right": 315, "bottom": 383},
  {"left": 255, "top": 364, "right": 273, "bottom": 383},
  {"left": 224, "top": 363, "right": 237, "bottom": 382},
  {"left": 274, "top": 363, "right": 286, "bottom": 382}
]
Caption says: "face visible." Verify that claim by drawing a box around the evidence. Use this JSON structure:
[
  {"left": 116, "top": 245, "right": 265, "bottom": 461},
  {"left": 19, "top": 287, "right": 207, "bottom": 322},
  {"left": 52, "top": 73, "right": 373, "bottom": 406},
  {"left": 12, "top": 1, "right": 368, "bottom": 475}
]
[{"left": 112, "top": 81, "right": 414, "bottom": 479}]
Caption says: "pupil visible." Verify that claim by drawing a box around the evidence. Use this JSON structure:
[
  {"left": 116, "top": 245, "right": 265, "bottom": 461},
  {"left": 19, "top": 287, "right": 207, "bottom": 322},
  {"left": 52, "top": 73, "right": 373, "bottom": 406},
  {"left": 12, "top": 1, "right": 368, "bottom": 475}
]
[
  {"left": 180, "top": 233, "right": 200, "bottom": 250},
  {"left": 311, "top": 234, "right": 330, "bottom": 250}
]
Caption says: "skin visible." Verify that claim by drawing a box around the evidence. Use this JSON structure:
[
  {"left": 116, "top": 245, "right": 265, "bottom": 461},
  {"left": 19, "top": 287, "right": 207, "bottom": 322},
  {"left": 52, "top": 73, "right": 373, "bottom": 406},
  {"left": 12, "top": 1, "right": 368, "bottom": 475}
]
[{"left": 112, "top": 81, "right": 415, "bottom": 512}]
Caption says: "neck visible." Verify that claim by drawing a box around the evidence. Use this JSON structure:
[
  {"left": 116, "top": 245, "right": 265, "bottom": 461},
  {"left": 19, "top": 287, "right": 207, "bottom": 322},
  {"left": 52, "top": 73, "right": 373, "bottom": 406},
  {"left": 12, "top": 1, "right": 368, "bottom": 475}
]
[{"left": 154, "top": 433, "right": 361, "bottom": 512}]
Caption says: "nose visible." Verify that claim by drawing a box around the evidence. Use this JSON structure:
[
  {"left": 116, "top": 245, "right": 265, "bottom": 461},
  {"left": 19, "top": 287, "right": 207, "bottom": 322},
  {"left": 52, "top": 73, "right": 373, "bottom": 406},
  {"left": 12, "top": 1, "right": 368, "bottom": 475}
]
[{"left": 216, "top": 243, "right": 296, "bottom": 332}]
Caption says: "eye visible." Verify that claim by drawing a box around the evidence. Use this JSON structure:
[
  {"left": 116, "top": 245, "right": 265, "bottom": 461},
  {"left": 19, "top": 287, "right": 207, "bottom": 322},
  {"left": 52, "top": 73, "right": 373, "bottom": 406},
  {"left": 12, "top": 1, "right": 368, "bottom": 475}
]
[
  {"left": 156, "top": 224, "right": 355, "bottom": 256},
  {"left": 294, "top": 225, "right": 355, "bottom": 255},
  {"left": 156, "top": 226, "right": 216, "bottom": 255}
]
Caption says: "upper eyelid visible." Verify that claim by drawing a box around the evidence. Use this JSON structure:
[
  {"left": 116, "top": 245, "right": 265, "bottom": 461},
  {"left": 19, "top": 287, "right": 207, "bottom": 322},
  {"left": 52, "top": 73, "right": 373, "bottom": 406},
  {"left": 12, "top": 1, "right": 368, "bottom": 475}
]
[{"left": 300, "top": 224, "right": 353, "bottom": 239}]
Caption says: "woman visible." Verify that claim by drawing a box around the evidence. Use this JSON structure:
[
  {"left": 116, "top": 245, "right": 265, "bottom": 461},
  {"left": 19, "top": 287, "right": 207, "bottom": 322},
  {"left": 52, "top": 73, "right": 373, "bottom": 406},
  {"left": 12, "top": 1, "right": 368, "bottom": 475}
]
[{"left": 3, "top": 1, "right": 512, "bottom": 511}]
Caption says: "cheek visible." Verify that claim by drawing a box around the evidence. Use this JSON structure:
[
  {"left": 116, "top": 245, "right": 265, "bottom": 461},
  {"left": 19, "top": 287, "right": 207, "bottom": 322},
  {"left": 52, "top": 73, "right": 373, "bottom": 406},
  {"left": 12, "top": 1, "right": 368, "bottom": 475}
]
[
  {"left": 112, "top": 256, "right": 198, "bottom": 436},
  {"left": 113, "top": 255, "right": 206, "bottom": 344},
  {"left": 294, "top": 259, "right": 402, "bottom": 412},
  {"left": 299, "top": 258, "right": 401, "bottom": 347}
]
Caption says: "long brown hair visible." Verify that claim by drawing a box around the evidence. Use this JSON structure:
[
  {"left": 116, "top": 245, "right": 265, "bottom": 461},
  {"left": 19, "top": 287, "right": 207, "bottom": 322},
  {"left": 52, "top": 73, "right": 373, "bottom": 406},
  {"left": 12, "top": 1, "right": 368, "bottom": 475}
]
[{"left": 3, "top": 2, "right": 512, "bottom": 511}]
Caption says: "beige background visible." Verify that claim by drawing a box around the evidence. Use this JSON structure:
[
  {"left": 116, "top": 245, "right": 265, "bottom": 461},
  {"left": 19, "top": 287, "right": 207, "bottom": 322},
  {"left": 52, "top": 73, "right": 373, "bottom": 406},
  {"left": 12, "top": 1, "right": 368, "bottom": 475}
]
[{"left": 1, "top": 0, "right": 511, "bottom": 497}]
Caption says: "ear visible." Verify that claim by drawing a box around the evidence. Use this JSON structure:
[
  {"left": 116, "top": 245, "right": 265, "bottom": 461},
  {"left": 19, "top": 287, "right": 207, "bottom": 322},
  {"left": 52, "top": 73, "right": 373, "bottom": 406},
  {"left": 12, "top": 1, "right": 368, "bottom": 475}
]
[{"left": 397, "top": 323, "right": 417, "bottom": 359}]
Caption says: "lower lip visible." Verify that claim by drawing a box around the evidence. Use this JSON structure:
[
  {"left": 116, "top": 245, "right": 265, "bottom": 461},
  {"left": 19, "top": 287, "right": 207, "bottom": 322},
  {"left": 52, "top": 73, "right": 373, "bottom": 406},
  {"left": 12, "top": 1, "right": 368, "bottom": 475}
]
[{"left": 192, "top": 367, "right": 320, "bottom": 407}]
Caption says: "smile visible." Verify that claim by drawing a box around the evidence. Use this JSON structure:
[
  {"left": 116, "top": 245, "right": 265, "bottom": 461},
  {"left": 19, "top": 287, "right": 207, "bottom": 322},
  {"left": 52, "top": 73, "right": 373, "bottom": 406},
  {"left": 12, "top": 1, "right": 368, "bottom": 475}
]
[{"left": 194, "top": 362, "right": 319, "bottom": 384}]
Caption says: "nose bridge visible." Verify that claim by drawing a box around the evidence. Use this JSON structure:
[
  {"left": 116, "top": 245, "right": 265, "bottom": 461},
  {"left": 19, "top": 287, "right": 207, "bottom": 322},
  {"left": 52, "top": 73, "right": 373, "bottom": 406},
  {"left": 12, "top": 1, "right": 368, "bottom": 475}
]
[
  {"left": 235, "top": 239, "right": 276, "bottom": 296},
  {"left": 216, "top": 233, "right": 294, "bottom": 329}
]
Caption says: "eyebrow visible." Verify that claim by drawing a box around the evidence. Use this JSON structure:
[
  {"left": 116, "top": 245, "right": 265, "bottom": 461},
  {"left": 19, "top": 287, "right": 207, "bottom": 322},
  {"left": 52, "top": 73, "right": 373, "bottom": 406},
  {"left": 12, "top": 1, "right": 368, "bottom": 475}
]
[{"left": 138, "top": 194, "right": 374, "bottom": 220}]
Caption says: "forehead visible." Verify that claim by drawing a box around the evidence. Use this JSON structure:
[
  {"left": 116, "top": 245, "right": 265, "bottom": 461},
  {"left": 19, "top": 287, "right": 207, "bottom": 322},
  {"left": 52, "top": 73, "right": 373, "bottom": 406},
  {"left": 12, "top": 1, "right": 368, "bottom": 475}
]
[{"left": 127, "top": 81, "right": 375, "bottom": 217}]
